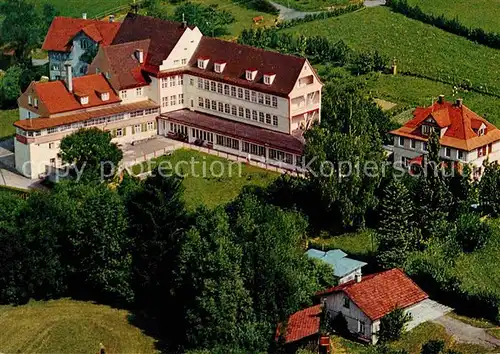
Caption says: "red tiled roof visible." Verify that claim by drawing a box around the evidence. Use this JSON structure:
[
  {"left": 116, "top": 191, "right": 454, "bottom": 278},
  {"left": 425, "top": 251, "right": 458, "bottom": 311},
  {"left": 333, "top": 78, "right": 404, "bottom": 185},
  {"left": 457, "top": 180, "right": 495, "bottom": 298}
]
[
  {"left": 32, "top": 74, "right": 120, "bottom": 114},
  {"left": 42, "top": 17, "right": 121, "bottom": 52},
  {"left": 188, "top": 37, "right": 307, "bottom": 97},
  {"left": 89, "top": 40, "right": 151, "bottom": 90},
  {"left": 111, "top": 13, "right": 189, "bottom": 67},
  {"left": 318, "top": 269, "right": 428, "bottom": 321},
  {"left": 14, "top": 100, "right": 158, "bottom": 131},
  {"left": 162, "top": 109, "right": 305, "bottom": 154},
  {"left": 391, "top": 99, "right": 500, "bottom": 151},
  {"left": 276, "top": 305, "right": 322, "bottom": 344}
]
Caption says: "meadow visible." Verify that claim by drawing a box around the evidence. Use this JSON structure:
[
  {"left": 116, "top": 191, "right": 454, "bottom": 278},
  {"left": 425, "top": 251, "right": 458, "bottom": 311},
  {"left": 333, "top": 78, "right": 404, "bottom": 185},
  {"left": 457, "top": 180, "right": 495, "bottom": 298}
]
[
  {"left": 406, "top": 0, "right": 500, "bottom": 34},
  {"left": 0, "top": 299, "right": 157, "bottom": 354},
  {"left": 0, "top": 109, "right": 18, "bottom": 139},
  {"left": 38, "top": 0, "right": 131, "bottom": 18},
  {"left": 284, "top": 7, "right": 500, "bottom": 96},
  {"left": 132, "top": 149, "right": 278, "bottom": 209},
  {"left": 272, "top": 0, "right": 349, "bottom": 11}
]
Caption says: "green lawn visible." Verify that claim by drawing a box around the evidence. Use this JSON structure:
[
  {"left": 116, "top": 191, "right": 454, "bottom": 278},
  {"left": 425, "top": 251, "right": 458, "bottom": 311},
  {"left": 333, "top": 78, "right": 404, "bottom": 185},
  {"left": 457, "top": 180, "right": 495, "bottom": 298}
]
[
  {"left": 0, "top": 109, "right": 18, "bottom": 139},
  {"left": 272, "top": 0, "right": 349, "bottom": 11},
  {"left": 308, "top": 229, "right": 376, "bottom": 257},
  {"left": 40, "top": 0, "right": 131, "bottom": 18},
  {"left": 131, "top": 149, "right": 278, "bottom": 209},
  {"left": 283, "top": 7, "right": 500, "bottom": 96},
  {"left": 364, "top": 74, "right": 500, "bottom": 127},
  {"left": 0, "top": 298, "right": 158, "bottom": 354},
  {"left": 406, "top": 0, "right": 500, "bottom": 34}
]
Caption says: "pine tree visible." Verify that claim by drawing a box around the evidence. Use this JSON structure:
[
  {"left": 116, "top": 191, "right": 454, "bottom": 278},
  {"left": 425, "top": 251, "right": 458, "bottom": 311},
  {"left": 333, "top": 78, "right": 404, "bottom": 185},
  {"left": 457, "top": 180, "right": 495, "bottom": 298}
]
[
  {"left": 414, "top": 130, "right": 450, "bottom": 242},
  {"left": 376, "top": 177, "right": 416, "bottom": 268}
]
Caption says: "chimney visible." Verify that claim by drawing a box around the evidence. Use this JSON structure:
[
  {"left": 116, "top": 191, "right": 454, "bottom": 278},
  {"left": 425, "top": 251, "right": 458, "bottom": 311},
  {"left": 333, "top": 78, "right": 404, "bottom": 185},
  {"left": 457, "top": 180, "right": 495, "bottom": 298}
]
[
  {"left": 136, "top": 49, "right": 144, "bottom": 64},
  {"left": 65, "top": 63, "right": 73, "bottom": 93},
  {"left": 355, "top": 273, "right": 362, "bottom": 283},
  {"left": 438, "top": 94, "right": 445, "bottom": 104},
  {"left": 109, "top": 14, "right": 115, "bottom": 23},
  {"left": 82, "top": 13, "right": 87, "bottom": 20},
  {"left": 456, "top": 98, "right": 463, "bottom": 107}
]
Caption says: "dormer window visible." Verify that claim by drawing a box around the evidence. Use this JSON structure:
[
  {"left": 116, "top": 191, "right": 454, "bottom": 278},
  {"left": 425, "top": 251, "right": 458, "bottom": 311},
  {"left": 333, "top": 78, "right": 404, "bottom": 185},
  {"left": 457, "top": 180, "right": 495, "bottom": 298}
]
[
  {"left": 197, "top": 57, "right": 209, "bottom": 69},
  {"left": 422, "top": 125, "right": 431, "bottom": 135},
  {"left": 478, "top": 127, "right": 486, "bottom": 136},
  {"left": 246, "top": 69, "right": 257, "bottom": 81},
  {"left": 28, "top": 95, "right": 33, "bottom": 105},
  {"left": 80, "top": 96, "right": 89, "bottom": 105},
  {"left": 135, "top": 49, "right": 144, "bottom": 64},
  {"left": 214, "top": 61, "right": 226, "bottom": 73},
  {"left": 263, "top": 73, "right": 276, "bottom": 85},
  {"left": 34, "top": 98, "right": 38, "bottom": 108},
  {"left": 101, "top": 92, "right": 109, "bottom": 101}
]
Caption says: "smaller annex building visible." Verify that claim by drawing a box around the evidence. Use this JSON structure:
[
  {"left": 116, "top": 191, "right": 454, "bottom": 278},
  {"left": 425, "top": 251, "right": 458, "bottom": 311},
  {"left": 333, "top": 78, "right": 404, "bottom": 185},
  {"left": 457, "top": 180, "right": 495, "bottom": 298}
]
[
  {"left": 305, "top": 249, "right": 367, "bottom": 284},
  {"left": 317, "top": 269, "right": 429, "bottom": 344}
]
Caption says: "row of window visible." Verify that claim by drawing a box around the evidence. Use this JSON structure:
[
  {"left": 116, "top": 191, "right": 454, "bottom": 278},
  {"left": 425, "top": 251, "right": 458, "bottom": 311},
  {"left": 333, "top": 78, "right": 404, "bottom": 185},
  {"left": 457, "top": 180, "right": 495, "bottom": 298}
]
[
  {"left": 196, "top": 78, "right": 278, "bottom": 108},
  {"left": 198, "top": 97, "right": 279, "bottom": 126},
  {"left": 20, "top": 108, "right": 159, "bottom": 137},
  {"left": 398, "top": 136, "right": 468, "bottom": 160},
  {"left": 120, "top": 87, "right": 144, "bottom": 99},
  {"left": 162, "top": 94, "right": 185, "bottom": 107},
  {"left": 173, "top": 59, "right": 188, "bottom": 66},
  {"left": 161, "top": 75, "right": 184, "bottom": 89},
  {"left": 111, "top": 121, "right": 156, "bottom": 137},
  {"left": 166, "top": 122, "right": 297, "bottom": 165}
]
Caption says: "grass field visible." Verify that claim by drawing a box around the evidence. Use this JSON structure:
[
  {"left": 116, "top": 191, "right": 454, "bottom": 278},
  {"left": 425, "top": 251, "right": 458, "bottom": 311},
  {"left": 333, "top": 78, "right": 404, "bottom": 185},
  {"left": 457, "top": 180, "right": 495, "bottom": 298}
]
[
  {"left": 272, "top": 0, "right": 349, "bottom": 11},
  {"left": 284, "top": 7, "right": 500, "bottom": 95},
  {"left": 406, "top": 0, "right": 500, "bottom": 34},
  {"left": 39, "top": 0, "right": 131, "bottom": 18},
  {"left": 0, "top": 109, "right": 18, "bottom": 139},
  {"left": 308, "top": 229, "right": 376, "bottom": 257},
  {"left": 0, "top": 299, "right": 157, "bottom": 354},
  {"left": 131, "top": 149, "right": 278, "bottom": 209}
]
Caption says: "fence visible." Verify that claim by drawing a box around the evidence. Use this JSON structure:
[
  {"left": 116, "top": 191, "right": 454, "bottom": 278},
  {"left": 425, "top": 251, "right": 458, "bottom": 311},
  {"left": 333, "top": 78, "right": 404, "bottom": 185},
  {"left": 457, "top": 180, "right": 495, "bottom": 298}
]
[{"left": 121, "top": 140, "right": 304, "bottom": 178}]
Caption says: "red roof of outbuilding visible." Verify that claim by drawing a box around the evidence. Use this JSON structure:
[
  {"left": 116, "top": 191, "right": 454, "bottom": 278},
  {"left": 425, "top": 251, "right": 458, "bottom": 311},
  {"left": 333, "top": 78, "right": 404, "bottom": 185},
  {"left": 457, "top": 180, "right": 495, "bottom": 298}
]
[
  {"left": 31, "top": 74, "right": 120, "bottom": 114},
  {"left": 391, "top": 99, "right": 500, "bottom": 151},
  {"left": 276, "top": 305, "right": 322, "bottom": 344},
  {"left": 318, "top": 269, "right": 428, "bottom": 321},
  {"left": 42, "top": 17, "right": 121, "bottom": 52}
]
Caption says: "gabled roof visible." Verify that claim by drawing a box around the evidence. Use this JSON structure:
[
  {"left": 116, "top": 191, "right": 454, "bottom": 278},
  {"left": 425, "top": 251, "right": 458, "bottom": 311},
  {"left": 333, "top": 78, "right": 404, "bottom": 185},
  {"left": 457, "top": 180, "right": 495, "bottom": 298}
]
[
  {"left": 29, "top": 74, "right": 120, "bottom": 115},
  {"left": 188, "top": 37, "right": 307, "bottom": 97},
  {"left": 305, "top": 248, "right": 367, "bottom": 278},
  {"left": 317, "top": 269, "right": 428, "bottom": 321},
  {"left": 42, "top": 17, "right": 121, "bottom": 52},
  {"left": 111, "top": 13, "right": 189, "bottom": 67},
  {"left": 276, "top": 305, "right": 322, "bottom": 344},
  {"left": 391, "top": 99, "right": 500, "bottom": 151},
  {"left": 91, "top": 39, "right": 152, "bottom": 90}
]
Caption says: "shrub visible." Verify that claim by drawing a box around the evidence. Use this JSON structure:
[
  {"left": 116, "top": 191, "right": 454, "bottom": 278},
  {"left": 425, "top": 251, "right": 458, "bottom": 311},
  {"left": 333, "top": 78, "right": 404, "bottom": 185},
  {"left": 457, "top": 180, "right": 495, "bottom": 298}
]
[
  {"left": 331, "top": 312, "right": 349, "bottom": 336},
  {"left": 420, "top": 339, "right": 444, "bottom": 354},
  {"left": 378, "top": 307, "right": 412, "bottom": 343},
  {"left": 454, "top": 213, "right": 492, "bottom": 252}
]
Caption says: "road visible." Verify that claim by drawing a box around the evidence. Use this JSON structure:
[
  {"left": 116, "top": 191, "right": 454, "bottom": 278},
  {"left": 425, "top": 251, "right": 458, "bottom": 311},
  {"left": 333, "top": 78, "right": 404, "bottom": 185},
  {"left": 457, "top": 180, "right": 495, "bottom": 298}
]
[
  {"left": 433, "top": 315, "right": 500, "bottom": 349},
  {"left": 0, "top": 139, "right": 44, "bottom": 190},
  {"left": 270, "top": 0, "right": 385, "bottom": 20}
]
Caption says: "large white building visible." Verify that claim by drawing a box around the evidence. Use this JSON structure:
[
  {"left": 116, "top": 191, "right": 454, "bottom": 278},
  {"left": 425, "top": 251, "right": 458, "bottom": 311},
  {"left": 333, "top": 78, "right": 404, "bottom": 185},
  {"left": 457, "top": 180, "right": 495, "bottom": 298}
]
[{"left": 15, "top": 13, "right": 323, "bottom": 179}]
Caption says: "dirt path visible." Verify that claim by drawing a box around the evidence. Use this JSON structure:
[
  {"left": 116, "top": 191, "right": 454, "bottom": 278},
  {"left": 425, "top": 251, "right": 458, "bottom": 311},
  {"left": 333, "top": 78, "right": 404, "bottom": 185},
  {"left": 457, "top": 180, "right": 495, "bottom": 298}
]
[{"left": 433, "top": 315, "right": 500, "bottom": 349}]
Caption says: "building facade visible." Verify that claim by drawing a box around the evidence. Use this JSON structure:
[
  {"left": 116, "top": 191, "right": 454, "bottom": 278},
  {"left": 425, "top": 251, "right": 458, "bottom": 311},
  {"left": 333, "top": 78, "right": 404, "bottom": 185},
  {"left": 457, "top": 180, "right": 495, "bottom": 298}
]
[
  {"left": 390, "top": 95, "right": 500, "bottom": 177},
  {"left": 16, "top": 13, "right": 322, "bottom": 179},
  {"left": 42, "top": 16, "right": 120, "bottom": 81}
]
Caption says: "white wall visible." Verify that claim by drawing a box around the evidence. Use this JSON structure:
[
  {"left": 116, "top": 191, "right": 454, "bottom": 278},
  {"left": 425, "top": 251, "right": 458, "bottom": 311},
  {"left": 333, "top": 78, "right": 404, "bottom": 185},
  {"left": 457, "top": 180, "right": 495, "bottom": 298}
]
[
  {"left": 159, "top": 27, "right": 203, "bottom": 71},
  {"left": 19, "top": 107, "right": 40, "bottom": 120}
]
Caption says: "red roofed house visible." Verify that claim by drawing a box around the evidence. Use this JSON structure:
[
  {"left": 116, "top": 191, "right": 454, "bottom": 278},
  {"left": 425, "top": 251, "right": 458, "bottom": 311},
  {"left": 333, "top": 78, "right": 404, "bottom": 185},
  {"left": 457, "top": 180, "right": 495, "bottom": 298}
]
[
  {"left": 15, "top": 68, "right": 159, "bottom": 178},
  {"left": 390, "top": 95, "right": 500, "bottom": 177},
  {"left": 43, "top": 14, "right": 121, "bottom": 81},
  {"left": 317, "top": 269, "right": 431, "bottom": 344},
  {"left": 15, "top": 13, "right": 322, "bottom": 178},
  {"left": 276, "top": 304, "right": 323, "bottom": 352}
]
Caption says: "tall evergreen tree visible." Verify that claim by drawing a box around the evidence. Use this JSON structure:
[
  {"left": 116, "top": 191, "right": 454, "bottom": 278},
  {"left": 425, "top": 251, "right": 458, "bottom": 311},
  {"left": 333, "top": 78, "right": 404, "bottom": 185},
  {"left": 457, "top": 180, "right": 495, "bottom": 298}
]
[
  {"left": 376, "top": 177, "right": 417, "bottom": 268},
  {"left": 414, "top": 130, "right": 450, "bottom": 242}
]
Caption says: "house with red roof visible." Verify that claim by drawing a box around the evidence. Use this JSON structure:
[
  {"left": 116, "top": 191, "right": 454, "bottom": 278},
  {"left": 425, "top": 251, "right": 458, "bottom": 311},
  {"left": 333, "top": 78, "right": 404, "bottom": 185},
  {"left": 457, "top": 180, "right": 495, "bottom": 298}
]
[
  {"left": 43, "top": 15, "right": 121, "bottom": 81},
  {"left": 317, "top": 269, "right": 434, "bottom": 344},
  {"left": 390, "top": 95, "right": 500, "bottom": 177}
]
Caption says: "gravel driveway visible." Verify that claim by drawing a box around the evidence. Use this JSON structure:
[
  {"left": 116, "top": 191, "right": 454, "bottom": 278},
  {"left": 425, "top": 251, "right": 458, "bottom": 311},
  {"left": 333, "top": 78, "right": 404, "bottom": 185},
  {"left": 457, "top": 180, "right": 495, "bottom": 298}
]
[{"left": 433, "top": 315, "right": 500, "bottom": 349}]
